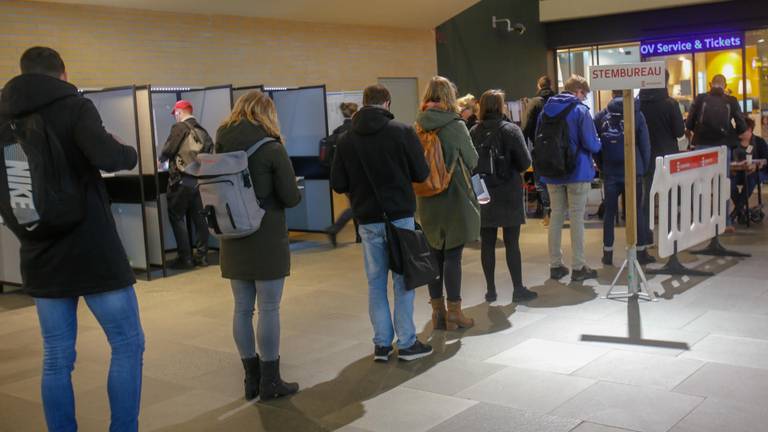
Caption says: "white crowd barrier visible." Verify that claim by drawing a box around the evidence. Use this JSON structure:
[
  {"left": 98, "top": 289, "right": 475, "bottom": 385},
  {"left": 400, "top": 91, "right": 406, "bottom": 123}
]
[{"left": 650, "top": 147, "right": 730, "bottom": 259}]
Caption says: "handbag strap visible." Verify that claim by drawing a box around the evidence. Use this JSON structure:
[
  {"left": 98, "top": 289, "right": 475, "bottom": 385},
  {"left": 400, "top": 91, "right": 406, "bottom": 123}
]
[{"left": 352, "top": 140, "right": 391, "bottom": 222}]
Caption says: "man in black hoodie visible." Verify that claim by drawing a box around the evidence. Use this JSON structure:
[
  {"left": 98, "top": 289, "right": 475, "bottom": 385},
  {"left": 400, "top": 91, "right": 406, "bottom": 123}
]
[
  {"left": 639, "top": 71, "right": 685, "bottom": 251},
  {"left": 523, "top": 76, "right": 556, "bottom": 225},
  {"left": 0, "top": 47, "right": 143, "bottom": 431},
  {"left": 331, "top": 84, "right": 433, "bottom": 362}
]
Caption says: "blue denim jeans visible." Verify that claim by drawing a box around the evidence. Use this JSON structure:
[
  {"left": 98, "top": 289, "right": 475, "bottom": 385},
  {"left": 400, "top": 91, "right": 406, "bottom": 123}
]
[
  {"left": 358, "top": 217, "right": 417, "bottom": 349},
  {"left": 34, "top": 287, "right": 145, "bottom": 432},
  {"left": 230, "top": 278, "right": 284, "bottom": 362}
]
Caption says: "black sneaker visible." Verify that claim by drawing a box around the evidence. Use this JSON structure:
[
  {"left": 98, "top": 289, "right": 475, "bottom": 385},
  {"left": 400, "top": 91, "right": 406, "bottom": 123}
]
[
  {"left": 169, "top": 258, "right": 194, "bottom": 270},
  {"left": 373, "top": 345, "right": 393, "bottom": 362},
  {"left": 398, "top": 340, "right": 433, "bottom": 361},
  {"left": 485, "top": 290, "right": 498, "bottom": 303},
  {"left": 602, "top": 250, "right": 613, "bottom": 266},
  {"left": 513, "top": 287, "right": 538, "bottom": 302},
  {"left": 194, "top": 254, "right": 209, "bottom": 267},
  {"left": 550, "top": 265, "right": 570, "bottom": 280},
  {"left": 637, "top": 250, "right": 657, "bottom": 265},
  {"left": 327, "top": 232, "right": 338, "bottom": 248},
  {"left": 571, "top": 266, "right": 598, "bottom": 282}
]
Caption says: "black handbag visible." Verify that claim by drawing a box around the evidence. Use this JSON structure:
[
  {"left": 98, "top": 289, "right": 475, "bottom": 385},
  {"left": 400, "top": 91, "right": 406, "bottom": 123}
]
[{"left": 354, "top": 142, "right": 439, "bottom": 290}]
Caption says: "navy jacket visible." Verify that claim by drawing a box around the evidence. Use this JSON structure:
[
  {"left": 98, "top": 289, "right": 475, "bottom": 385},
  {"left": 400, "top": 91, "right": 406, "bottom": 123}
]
[
  {"left": 536, "top": 92, "right": 602, "bottom": 184},
  {"left": 594, "top": 97, "right": 651, "bottom": 182}
]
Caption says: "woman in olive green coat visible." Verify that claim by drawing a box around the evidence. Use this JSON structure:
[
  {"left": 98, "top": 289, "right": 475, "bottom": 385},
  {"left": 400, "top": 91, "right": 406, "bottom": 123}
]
[
  {"left": 416, "top": 76, "right": 480, "bottom": 331},
  {"left": 215, "top": 90, "right": 301, "bottom": 401}
]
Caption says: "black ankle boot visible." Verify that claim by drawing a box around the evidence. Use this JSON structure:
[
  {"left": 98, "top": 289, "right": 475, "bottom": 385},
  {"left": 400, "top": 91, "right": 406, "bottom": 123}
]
[
  {"left": 602, "top": 250, "right": 613, "bottom": 266},
  {"left": 637, "top": 250, "right": 657, "bottom": 265},
  {"left": 259, "top": 358, "right": 298, "bottom": 401},
  {"left": 242, "top": 356, "right": 260, "bottom": 401}
]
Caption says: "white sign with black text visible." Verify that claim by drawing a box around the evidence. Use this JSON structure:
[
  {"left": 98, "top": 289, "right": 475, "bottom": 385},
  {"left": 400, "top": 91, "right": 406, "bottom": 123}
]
[{"left": 589, "top": 61, "right": 666, "bottom": 90}]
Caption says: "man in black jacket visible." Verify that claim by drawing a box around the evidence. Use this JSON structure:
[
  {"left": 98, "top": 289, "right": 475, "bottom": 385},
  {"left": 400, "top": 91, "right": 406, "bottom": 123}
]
[
  {"left": 639, "top": 71, "right": 685, "bottom": 255},
  {"left": 159, "top": 100, "right": 213, "bottom": 268},
  {"left": 686, "top": 74, "right": 747, "bottom": 149},
  {"left": 523, "top": 76, "right": 556, "bottom": 225},
  {"left": 0, "top": 47, "right": 144, "bottom": 432},
  {"left": 331, "top": 84, "right": 433, "bottom": 362}
]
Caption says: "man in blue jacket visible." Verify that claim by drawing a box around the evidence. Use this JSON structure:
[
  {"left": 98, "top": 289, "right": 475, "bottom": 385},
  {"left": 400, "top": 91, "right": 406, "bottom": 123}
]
[
  {"left": 538, "top": 75, "right": 602, "bottom": 282},
  {"left": 594, "top": 90, "right": 652, "bottom": 266}
]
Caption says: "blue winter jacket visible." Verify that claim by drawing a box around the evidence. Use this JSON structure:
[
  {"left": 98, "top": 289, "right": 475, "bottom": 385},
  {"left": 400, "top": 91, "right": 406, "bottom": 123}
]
[
  {"left": 536, "top": 92, "right": 602, "bottom": 184},
  {"left": 593, "top": 97, "right": 651, "bottom": 182}
]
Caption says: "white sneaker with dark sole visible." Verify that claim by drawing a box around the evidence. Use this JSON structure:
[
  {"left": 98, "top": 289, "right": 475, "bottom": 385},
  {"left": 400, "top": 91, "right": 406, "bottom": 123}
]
[{"left": 397, "top": 340, "right": 433, "bottom": 361}]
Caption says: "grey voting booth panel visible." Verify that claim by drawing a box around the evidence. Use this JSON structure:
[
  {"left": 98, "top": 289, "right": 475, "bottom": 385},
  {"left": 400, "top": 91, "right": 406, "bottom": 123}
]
[
  {"left": 378, "top": 77, "right": 419, "bottom": 126},
  {"left": 180, "top": 86, "right": 233, "bottom": 141},
  {"left": 84, "top": 87, "right": 141, "bottom": 175},
  {"left": 286, "top": 179, "right": 333, "bottom": 231},
  {"left": 326, "top": 91, "right": 363, "bottom": 135},
  {"left": 232, "top": 85, "right": 264, "bottom": 104},
  {"left": 272, "top": 86, "right": 328, "bottom": 157}
]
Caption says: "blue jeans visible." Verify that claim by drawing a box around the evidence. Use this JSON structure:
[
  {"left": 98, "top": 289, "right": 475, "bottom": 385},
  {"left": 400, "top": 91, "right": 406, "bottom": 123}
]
[
  {"left": 358, "top": 218, "right": 417, "bottom": 349},
  {"left": 603, "top": 179, "right": 649, "bottom": 251},
  {"left": 34, "top": 287, "right": 145, "bottom": 432},
  {"left": 230, "top": 278, "right": 284, "bottom": 362}
]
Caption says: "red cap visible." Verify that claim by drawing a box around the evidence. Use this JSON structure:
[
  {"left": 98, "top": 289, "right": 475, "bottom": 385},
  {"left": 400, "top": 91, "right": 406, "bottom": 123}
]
[{"left": 172, "top": 100, "right": 193, "bottom": 115}]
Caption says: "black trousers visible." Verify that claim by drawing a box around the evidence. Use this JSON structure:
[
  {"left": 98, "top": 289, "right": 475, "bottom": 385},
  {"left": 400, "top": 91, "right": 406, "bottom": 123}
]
[
  {"left": 480, "top": 226, "right": 523, "bottom": 293},
  {"left": 427, "top": 245, "right": 465, "bottom": 302},
  {"left": 167, "top": 184, "right": 209, "bottom": 261}
]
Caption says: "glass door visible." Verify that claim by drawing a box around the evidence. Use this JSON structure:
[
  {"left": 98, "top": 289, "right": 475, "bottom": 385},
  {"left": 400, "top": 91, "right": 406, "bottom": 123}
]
[
  {"left": 557, "top": 47, "right": 596, "bottom": 113},
  {"left": 595, "top": 43, "right": 641, "bottom": 112}
]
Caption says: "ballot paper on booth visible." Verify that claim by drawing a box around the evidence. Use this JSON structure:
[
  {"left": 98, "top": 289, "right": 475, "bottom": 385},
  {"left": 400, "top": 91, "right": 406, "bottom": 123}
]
[{"left": 589, "top": 61, "right": 666, "bottom": 90}]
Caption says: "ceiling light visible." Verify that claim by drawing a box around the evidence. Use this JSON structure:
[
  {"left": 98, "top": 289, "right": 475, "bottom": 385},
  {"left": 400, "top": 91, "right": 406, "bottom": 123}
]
[{"left": 759, "top": 39, "right": 765, "bottom": 44}]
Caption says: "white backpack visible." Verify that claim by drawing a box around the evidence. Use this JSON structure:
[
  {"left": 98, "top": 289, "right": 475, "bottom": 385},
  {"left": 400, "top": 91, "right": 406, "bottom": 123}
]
[{"left": 184, "top": 137, "right": 274, "bottom": 239}]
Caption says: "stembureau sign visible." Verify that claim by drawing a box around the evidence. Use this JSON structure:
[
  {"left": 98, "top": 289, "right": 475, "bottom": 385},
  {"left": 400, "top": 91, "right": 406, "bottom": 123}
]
[
  {"left": 588, "top": 62, "right": 665, "bottom": 91},
  {"left": 641, "top": 32, "right": 744, "bottom": 57}
]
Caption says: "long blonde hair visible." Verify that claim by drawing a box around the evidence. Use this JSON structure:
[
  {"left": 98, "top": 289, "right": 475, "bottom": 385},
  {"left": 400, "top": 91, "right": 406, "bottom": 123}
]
[
  {"left": 421, "top": 76, "right": 460, "bottom": 113},
  {"left": 221, "top": 90, "right": 283, "bottom": 141}
]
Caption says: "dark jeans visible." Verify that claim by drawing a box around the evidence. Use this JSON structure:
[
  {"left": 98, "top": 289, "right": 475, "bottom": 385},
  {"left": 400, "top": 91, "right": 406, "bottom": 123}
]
[
  {"left": 167, "top": 184, "right": 209, "bottom": 261},
  {"left": 328, "top": 208, "right": 360, "bottom": 239},
  {"left": 427, "top": 245, "right": 464, "bottom": 302},
  {"left": 534, "top": 171, "right": 550, "bottom": 209},
  {"left": 642, "top": 170, "right": 655, "bottom": 248},
  {"left": 603, "top": 179, "right": 650, "bottom": 251},
  {"left": 480, "top": 226, "right": 523, "bottom": 293}
]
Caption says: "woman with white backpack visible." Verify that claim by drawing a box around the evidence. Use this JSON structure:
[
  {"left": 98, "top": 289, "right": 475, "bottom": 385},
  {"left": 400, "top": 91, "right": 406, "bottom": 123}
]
[{"left": 215, "top": 90, "right": 301, "bottom": 401}]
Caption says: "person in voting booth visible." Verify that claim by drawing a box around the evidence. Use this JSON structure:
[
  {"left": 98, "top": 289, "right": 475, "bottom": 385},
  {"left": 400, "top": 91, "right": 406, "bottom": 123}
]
[{"left": 159, "top": 99, "right": 214, "bottom": 269}]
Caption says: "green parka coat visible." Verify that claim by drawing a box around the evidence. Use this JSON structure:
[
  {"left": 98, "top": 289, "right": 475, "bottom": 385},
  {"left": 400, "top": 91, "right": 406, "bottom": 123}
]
[{"left": 415, "top": 108, "right": 480, "bottom": 250}]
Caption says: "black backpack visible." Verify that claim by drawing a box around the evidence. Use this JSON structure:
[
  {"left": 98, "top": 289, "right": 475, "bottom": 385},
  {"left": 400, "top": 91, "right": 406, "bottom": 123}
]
[
  {"left": 0, "top": 114, "right": 85, "bottom": 241},
  {"left": 696, "top": 94, "right": 732, "bottom": 141},
  {"left": 318, "top": 133, "right": 339, "bottom": 168},
  {"left": 532, "top": 102, "right": 578, "bottom": 178},
  {"left": 475, "top": 125, "right": 508, "bottom": 186}
]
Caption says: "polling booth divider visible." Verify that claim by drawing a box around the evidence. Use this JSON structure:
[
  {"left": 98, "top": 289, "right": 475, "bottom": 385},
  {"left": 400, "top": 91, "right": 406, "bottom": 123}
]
[
  {"left": 83, "top": 86, "right": 159, "bottom": 279},
  {"left": 232, "top": 85, "right": 264, "bottom": 104},
  {"left": 648, "top": 147, "right": 749, "bottom": 277}
]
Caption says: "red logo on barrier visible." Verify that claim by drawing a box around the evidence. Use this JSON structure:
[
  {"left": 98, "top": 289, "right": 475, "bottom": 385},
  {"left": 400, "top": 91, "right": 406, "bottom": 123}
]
[{"left": 669, "top": 151, "right": 719, "bottom": 174}]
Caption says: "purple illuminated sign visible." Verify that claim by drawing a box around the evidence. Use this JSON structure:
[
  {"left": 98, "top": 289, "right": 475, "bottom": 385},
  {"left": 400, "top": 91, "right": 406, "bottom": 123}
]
[{"left": 640, "top": 32, "right": 744, "bottom": 57}]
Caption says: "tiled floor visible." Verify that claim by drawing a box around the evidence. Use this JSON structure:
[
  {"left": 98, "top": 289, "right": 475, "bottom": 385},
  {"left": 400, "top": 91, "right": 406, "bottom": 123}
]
[{"left": 1, "top": 208, "right": 767, "bottom": 432}]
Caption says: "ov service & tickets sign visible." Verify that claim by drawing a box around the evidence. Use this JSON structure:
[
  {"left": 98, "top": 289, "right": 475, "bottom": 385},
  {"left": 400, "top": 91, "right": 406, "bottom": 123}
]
[{"left": 589, "top": 61, "right": 666, "bottom": 91}]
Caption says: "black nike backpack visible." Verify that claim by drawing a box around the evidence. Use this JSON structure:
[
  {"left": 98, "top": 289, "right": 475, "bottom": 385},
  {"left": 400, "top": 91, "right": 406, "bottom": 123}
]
[{"left": 0, "top": 113, "right": 85, "bottom": 240}]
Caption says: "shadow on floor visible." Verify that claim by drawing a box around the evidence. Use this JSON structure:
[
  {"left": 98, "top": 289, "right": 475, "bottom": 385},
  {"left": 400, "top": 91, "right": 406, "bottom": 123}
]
[{"left": 0, "top": 290, "right": 34, "bottom": 311}]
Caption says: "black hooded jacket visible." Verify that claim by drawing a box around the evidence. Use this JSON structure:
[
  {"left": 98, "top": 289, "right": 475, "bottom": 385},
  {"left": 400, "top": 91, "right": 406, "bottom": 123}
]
[
  {"left": 0, "top": 74, "right": 137, "bottom": 298},
  {"left": 523, "top": 88, "right": 556, "bottom": 143},
  {"left": 330, "top": 106, "right": 429, "bottom": 224},
  {"left": 639, "top": 88, "right": 685, "bottom": 160}
]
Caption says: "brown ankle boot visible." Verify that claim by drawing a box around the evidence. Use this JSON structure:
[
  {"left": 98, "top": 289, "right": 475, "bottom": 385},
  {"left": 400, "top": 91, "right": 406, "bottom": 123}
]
[
  {"left": 430, "top": 297, "right": 447, "bottom": 330},
  {"left": 446, "top": 300, "right": 474, "bottom": 330}
]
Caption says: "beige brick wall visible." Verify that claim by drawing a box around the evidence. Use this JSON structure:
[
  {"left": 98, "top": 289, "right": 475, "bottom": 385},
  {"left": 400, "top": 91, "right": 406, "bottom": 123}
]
[{"left": 0, "top": 0, "right": 437, "bottom": 92}]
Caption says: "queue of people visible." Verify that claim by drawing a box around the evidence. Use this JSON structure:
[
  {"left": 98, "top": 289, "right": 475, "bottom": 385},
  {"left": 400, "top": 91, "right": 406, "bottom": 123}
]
[{"left": 1, "top": 45, "right": 764, "bottom": 432}]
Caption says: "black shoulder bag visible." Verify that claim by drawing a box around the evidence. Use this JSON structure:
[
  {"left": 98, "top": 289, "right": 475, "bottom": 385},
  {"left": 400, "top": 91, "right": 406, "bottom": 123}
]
[{"left": 353, "top": 142, "right": 439, "bottom": 290}]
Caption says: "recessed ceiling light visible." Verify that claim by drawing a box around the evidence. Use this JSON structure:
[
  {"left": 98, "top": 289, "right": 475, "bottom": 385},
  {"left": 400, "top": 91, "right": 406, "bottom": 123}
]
[{"left": 759, "top": 39, "right": 765, "bottom": 43}]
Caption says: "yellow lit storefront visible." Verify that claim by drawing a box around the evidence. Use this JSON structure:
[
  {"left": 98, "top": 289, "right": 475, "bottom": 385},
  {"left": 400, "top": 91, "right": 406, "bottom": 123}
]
[{"left": 556, "top": 30, "right": 768, "bottom": 139}]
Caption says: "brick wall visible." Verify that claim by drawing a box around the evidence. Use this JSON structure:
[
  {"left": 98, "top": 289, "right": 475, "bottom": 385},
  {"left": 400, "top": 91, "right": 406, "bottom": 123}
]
[{"left": 0, "top": 0, "right": 437, "bottom": 92}]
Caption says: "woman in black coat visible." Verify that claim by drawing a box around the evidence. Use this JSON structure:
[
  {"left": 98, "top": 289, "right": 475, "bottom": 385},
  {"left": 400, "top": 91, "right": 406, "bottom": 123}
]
[{"left": 470, "top": 90, "right": 537, "bottom": 303}]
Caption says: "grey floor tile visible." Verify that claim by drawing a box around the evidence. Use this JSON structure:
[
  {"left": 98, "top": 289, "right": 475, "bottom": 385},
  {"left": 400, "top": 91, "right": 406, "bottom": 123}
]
[
  {"left": 683, "top": 310, "right": 768, "bottom": 340},
  {"left": 402, "top": 356, "right": 506, "bottom": 396},
  {"left": 570, "top": 422, "right": 639, "bottom": 432},
  {"left": 323, "top": 387, "right": 476, "bottom": 432},
  {"left": 670, "top": 397, "right": 768, "bottom": 432},
  {"left": 139, "top": 389, "right": 239, "bottom": 431},
  {"left": 573, "top": 350, "right": 704, "bottom": 390},
  {"left": 674, "top": 362, "right": 768, "bottom": 403},
  {"left": 550, "top": 381, "right": 703, "bottom": 432},
  {"left": 485, "top": 339, "right": 609, "bottom": 374},
  {"left": 427, "top": 402, "right": 580, "bottom": 432},
  {"left": 456, "top": 367, "right": 596, "bottom": 413},
  {"left": 681, "top": 334, "right": 768, "bottom": 370}
]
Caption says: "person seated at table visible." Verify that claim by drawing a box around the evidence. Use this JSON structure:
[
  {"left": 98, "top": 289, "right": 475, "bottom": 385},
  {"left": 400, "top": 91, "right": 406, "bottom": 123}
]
[{"left": 732, "top": 116, "right": 768, "bottom": 206}]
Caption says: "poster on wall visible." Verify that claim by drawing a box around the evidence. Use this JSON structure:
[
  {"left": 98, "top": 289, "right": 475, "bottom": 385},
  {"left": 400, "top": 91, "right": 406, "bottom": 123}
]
[{"left": 326, "top": 91, "right": 363, "bottom": 134}]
